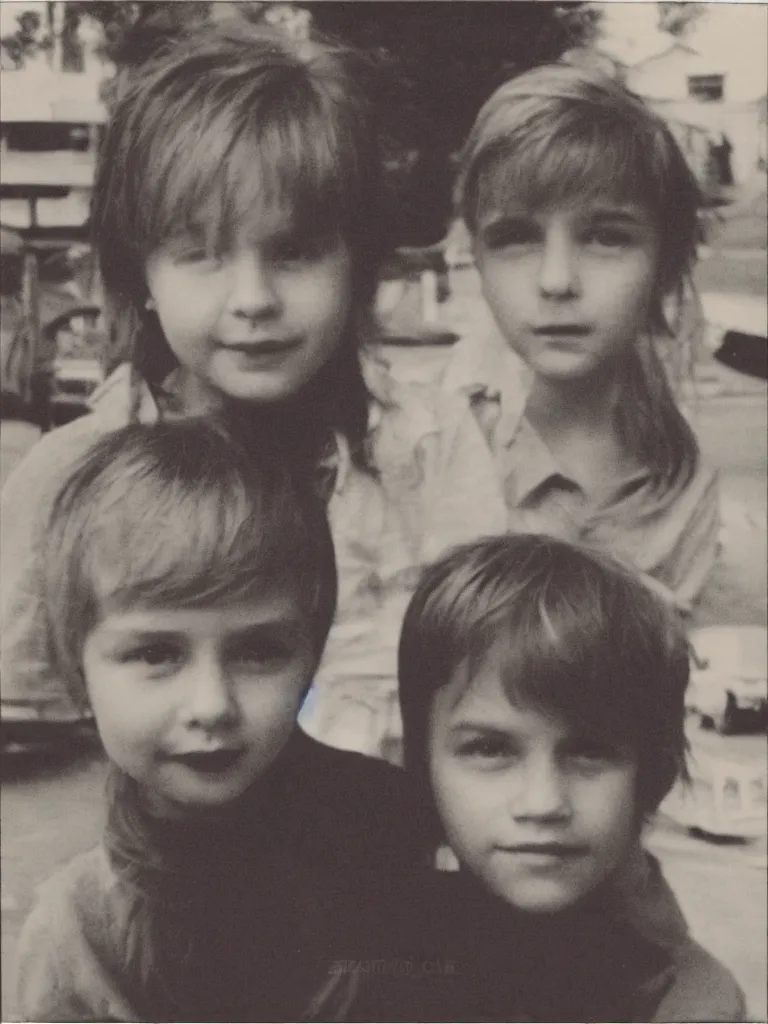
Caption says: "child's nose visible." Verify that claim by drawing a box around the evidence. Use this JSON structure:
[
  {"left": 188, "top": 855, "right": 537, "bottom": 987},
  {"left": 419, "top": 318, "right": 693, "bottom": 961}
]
[
  {"left": 510, "top": 756, "right": 570, "bottom": 821},
  {"left": 538, "top": 227, "right": 580, "bottom": 299},
  {"left": 182, "top": 653, "right": 240, "bottom": 733},
  {"left": 229, "top": 250, "right": 280, "bottom": 320}
]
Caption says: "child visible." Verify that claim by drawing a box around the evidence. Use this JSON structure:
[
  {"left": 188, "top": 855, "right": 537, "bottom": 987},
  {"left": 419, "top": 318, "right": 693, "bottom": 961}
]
[
  {"left": 2, "top": 18, "right": 496, "bottom": 761},
  {"left": 398, "top": 533, "right": 748, "bottom": 1022},
  {"left": 447, "top": 63, "right": 720, "bottom": 616},
  {"left": 14, "top": 418, "right": 426, "bottom": 1023}
]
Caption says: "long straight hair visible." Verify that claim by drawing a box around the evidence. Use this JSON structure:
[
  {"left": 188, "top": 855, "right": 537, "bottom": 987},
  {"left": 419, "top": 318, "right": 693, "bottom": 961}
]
[
  {"left": 456, "top": 63, "right": 703, "bottom": 498},
  {"left": 92, "top": 19, "right": 392, "bottom": 472}
]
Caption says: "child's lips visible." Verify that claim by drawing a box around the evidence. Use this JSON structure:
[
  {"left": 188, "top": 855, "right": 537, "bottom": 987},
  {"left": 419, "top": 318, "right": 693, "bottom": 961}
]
[
  {"left": 168, "top": 749, "right": 245, "bottom": 774},
  {"left": 497, "top": 842, "right": 588, "bottom": 863},
  {"left": 532, "top": 324, "right": 592, "bottom": 339},
  {"left": 221, "top": 338, "right": 300, "bottom": 356}
]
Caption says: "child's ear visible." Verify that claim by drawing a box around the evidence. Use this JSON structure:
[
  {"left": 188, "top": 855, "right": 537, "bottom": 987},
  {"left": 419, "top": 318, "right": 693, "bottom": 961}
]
[{"left": 435, "top": 844, "right": 460, "bottom": 872}]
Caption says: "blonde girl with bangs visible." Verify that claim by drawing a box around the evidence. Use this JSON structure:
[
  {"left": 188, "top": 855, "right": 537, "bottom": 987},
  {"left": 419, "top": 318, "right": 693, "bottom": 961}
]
[
  {"left": 448, "top": 62, "right": 719, "bottom": 616},
  {"left": 2, "top": 17, "right": 489, "bottom": 762},
  {"left": 14, "top": 419, "right": 428, "bottom": 1022}
]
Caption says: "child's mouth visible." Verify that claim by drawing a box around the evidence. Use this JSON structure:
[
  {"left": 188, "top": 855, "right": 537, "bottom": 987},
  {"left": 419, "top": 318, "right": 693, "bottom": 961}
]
[
  {"left": 223, "top": 339, "right": 299, "bottom": 356},
  {"left": 499, "top": 843, "right": 587, "bottom": 864},
  {"left": 533, "top": 324, "right": 591, "bottom": 339},
  {"left": 170, "top": 749, "right": 244, "bottom": 774}
]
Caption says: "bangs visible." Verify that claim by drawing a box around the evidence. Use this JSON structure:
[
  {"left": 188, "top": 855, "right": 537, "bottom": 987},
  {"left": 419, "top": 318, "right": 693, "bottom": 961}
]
[
  {"left": 435, "top": 549, "right": 653, "bottom": 746},
  {"left": 44, "top": 421, "right": 338, "bottom": 703},
  {"left": 135, "top": 72, "right": 361, "bottom": 257},
  {"left": 82, "top": 466, "right": 296, "bottom": 614},
  {"left": 399, "top": 534, "right": 689, "bottom": 816},
  {"left": 471, "top": 105, "right": 670, "bottom": 227},
  {"left": 471, "top": 601, "right": 644, "bottom": 746}
]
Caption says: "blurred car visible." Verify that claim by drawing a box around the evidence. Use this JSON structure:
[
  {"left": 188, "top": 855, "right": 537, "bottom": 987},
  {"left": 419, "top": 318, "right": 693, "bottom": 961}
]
[
  {"left": 1, "top": 228, "right": 104, "bottom": 429},
  {"left": 687, "top": 626, "right": 768, "bottom": 735},
  {"left": 702, "top": 291, "right": 768, "bottom": 380}
]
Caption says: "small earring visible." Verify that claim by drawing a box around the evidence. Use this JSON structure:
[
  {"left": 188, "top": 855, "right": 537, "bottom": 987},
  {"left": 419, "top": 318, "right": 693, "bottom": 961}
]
[{"left": 145, "top": 297, "right": 156, "bottom": 311}]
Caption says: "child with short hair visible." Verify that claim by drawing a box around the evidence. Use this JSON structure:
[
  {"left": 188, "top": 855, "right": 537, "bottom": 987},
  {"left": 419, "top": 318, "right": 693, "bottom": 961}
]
[
  {"left": 448, "top": 63, "right": 719, "bottom": 615},
  {"left": 398, "top": 534, "right": 747, "bottom": 1022},
  {"left": 14, "top": 419, "right": 423, "bottom": 1023}
]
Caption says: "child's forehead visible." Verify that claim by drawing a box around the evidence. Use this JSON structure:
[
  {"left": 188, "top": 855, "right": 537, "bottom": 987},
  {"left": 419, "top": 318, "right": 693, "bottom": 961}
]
[
  {"left": 146, "top": 121, "right": 339, "bottom": 252},
  {"left": 174, "top": 198, "right": 300, "bottom": 245},
  {"left": 91, "top": 592, "right": 311, "bottom": 635},
  {"left": 155, "top": 173, "right": 339, "bottom": 254},
  {"left": 476, "top": 196, "right": 653, "bottom": 228},
  {"left": 471, "top": 129, "right": 660, "bottom": 228},
  {"left": 435, "top": 666, "right": 575, "bottom": 739},
  {"left": 432, "top": 641, "right": 636, "bottom": 746}
]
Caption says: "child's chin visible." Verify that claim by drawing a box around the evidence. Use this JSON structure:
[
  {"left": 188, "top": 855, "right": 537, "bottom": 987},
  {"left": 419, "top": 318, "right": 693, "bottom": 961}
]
[{"left": 498, "top": 883, "right": 585, "bottom": 916}]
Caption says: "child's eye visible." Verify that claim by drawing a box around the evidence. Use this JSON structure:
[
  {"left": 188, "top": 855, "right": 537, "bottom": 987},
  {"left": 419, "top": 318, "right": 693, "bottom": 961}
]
[
  {"left": 269, "top": 236, "right": 328, "bottom": 265},
  {"left": 481, "top": 219, "right": 540, "bottom": 250},
  {"left": 564, "top": 739, "right": 627, "bottom": 766},
  {"left": 457, "top": 735, "right": 518, "bottom": 761},
  {"left": 119, "top": 641, "right": 183, "bottom": 670},
  {"left": 228, "top": 637, "right": 289, "bottom": 668},
  {"left": 174, "top": 248, "right": 223, "bottom": 268},
  {"left": 584, "top": 226, "right": 637, "bottom": 249}
]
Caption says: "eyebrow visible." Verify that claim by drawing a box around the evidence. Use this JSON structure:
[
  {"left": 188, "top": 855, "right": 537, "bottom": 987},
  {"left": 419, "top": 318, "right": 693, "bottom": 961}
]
[
  {"left": 584, "top": 207, "right": 648, "bottom": 225},
  {"left": 448, "top": 721, "right": 512, "bottom": 737},
  {"left": 99, "top": 616, "right": 306, "bottom": 638},
  {"left": 478, "top": 211, "right": 532, "bottom": 228},
  {"left": 99, "top": 628, "right": 182, "bottom": 645},
  {"left": 226, "top": 620, "right": 307, "bottom": 641}
]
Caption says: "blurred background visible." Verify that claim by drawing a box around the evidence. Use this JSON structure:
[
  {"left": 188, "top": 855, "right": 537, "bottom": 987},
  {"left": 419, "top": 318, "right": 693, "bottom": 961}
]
[
  {"left": 1, "top": 0, "right": 766, "bottom": 432},
  {"left": 1, "top": 4, "right": 766, "bottom": 1020}
]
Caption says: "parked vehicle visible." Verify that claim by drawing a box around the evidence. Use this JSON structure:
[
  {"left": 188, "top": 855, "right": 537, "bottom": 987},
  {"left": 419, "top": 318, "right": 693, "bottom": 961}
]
[
  {"left": 688, "top": 627, "right": 768, "bottom": 735},
  {"left": 701, "top": 292, "right": 768, "bottom": 380},
  {"left": 1, "top": 201, "right": 105, "bottom": 429}
]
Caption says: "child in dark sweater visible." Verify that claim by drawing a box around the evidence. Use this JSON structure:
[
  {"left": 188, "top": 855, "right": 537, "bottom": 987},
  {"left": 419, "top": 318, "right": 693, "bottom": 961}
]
[
  {"left": 396, "top": 534, "right": 746, "bottom": 1022},
  {"left": 15, "top": 419, "right": 423, "bottom": 1022}
]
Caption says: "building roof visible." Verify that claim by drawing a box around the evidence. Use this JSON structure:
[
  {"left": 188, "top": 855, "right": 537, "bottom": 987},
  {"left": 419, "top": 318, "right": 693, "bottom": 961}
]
[
  {"left": 630, "top": 43, "right": 728, "bottom": 78},
  {"left": 629, "top": 41, "right": 700, "bottom": 68}
]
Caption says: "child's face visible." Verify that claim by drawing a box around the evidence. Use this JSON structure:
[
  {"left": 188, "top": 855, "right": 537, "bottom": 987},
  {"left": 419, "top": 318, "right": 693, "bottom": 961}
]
[
  {"left": 428, "top": 661, "right": 638, "bottom": 913},
  {"left": 145, "top": 229, "right": 352, "bottom": 406},
  {"left": 472, "top": 199, "right": 659, "bottom": 384},
  {"left": 82, "top": 586, "right": 317, "bottom": 814}
]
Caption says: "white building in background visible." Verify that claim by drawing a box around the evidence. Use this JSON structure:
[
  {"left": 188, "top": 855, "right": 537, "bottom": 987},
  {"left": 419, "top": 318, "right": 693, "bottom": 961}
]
[
  {"left": 0, "top": 3, "right": 110, "bottom": 231},
  {"left": 599, "top": 3, "right": 768, "bottom": 188},
  {"left": 625, "top": 42, "right": 767, "bottom": 187}
]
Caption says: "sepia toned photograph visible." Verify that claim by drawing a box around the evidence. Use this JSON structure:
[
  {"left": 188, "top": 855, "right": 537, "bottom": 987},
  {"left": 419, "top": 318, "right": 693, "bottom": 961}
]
[{"left": 1, "top": 1, "right": 766, "bottom": 1021}]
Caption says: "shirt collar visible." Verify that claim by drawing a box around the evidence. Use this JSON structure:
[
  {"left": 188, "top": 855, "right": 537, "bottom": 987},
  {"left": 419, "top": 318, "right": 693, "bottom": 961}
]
[
  {"left": 88, "top": 363, "right": 160, "bottom": 427},
  {"left": 510, "top": 417, "right": 652, "bottom": 507},
  {"left": 510, "top": 416, "right": 577, "bottom": 503}
]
